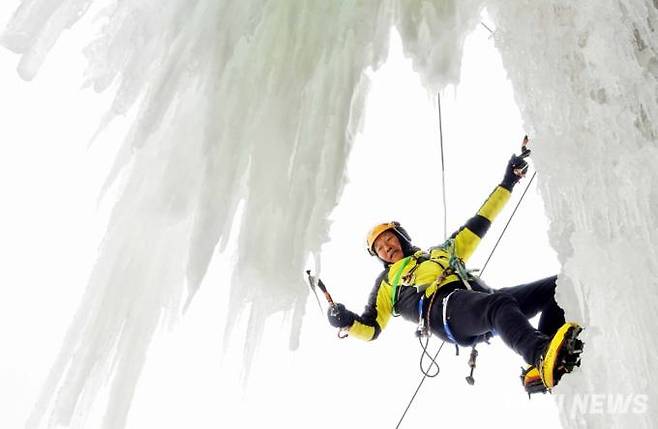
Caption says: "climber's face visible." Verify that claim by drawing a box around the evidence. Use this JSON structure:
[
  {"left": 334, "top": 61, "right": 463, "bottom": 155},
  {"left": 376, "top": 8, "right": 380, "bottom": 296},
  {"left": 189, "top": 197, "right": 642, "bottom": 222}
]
[{"left": 373, "top": 230, "right": 404, "bottom": 264}]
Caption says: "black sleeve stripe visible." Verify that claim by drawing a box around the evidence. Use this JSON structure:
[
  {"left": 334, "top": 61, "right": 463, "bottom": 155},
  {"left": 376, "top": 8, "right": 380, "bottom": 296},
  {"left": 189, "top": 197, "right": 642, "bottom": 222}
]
[
  {"left": 357, "top": 269, "right": 389, "bottom": 335},
  {"left": 370, "top": 324, "right": 382, "bottom": 340},
  {"left": 464, "top": 214, "right": 491, "bottom": 238},
  {"left": 450, "top": 214, "right": 491, "bottom": 240}
]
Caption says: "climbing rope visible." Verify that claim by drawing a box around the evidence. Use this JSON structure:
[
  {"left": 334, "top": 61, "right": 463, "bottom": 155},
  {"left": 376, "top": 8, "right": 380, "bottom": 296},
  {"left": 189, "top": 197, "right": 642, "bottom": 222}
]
[
  {"left": 409, "top": 89, "right": 447, "bottom": 381},
  {"left": 418, "top": 335, "right": 441, "bottom": 377},
  {"left": 408, "top": 89, "right": 448, "bottom": 380},
  {"left": 396, "top": 91, "right": 450, "bottom": 428},
  {"left": 480, "top": 21, "right": 495, "bottom": 35},
  {"left": 395, "top": 341, "right": 446, "bottom": 429},
  {"left": 480, "top": 171, "right": 536, "bottom": 277},
  {"left": 438, "top": 92, "right": 447, "bottom": 240}
]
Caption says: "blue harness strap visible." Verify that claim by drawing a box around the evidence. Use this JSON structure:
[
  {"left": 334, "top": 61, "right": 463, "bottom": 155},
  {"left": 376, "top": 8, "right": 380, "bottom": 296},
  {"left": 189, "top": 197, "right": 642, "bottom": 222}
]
[{"left": 442, "top": 291, "right": 457, "bottom": 343}]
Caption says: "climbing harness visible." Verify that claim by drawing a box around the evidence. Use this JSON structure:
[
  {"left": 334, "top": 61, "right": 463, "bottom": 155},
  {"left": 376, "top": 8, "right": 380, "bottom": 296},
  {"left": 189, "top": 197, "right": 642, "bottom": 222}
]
[{"left": 441, "top": 291, "right": 458, "bottom": 343}]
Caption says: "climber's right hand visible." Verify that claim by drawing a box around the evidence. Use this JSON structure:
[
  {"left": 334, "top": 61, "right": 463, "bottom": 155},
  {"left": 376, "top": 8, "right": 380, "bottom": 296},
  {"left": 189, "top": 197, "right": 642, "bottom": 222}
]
[
  {"left": 327, "top": 303, "right": 356, "bottom": 328},
  {"left": 501, "top": 136, "right": 531, "bottom": 190}
]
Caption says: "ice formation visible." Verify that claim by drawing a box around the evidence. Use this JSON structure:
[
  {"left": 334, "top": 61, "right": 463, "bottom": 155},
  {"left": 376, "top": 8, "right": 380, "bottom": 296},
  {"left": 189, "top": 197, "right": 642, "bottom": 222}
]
[
  {"left": 1, "top": 0, "right": 657, "bottom": 428},
  {"left": 486, "top": 3, "right": 658, "bottom": 427}
]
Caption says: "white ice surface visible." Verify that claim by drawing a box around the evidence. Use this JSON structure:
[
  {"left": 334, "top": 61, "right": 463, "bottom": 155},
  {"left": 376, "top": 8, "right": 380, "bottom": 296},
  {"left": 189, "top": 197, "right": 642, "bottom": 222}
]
[
  {"left": 1, "top": 0, "right": 657, "bottom": 428},
  {"left": 487, "top": 2, "right": 658, "bottom": 427}
]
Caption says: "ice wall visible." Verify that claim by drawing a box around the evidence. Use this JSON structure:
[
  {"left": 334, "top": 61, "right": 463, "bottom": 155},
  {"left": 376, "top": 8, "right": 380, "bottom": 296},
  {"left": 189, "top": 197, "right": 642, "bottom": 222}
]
[
  {"left": 487, "top": 1, "right": 658, "bottom": 427},
  {"left": 1, "top": 1, "right": 484, "bottom": 427}
]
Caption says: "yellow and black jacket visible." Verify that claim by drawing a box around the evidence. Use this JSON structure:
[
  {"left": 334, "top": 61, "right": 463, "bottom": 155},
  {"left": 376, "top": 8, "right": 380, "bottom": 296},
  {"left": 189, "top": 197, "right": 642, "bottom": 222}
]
[{"left": 348, "top": 185, "right": 512, "bottom": 341}]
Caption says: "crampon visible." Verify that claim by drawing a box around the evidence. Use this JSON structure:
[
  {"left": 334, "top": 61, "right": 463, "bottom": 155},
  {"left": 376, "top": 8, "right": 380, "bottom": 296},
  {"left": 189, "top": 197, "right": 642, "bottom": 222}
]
[{"left": 522, "top": 323, "right": 584, "bottom": 397}]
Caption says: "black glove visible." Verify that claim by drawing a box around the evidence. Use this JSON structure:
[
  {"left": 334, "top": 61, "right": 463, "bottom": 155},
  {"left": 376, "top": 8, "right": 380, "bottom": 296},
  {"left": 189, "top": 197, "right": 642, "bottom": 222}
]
[
  {"left": 327, "top": 303, "right": 356, "bottom": 328},
  {"left": 501, "top": 146, "right": 531, "bottom": 190}
]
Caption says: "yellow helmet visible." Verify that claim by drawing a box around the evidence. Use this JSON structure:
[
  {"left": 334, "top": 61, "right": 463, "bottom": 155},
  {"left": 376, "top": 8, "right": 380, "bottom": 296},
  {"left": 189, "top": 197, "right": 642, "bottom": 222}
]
[{"left": 366, "top": 221, "right": 412, "bottom": 256}]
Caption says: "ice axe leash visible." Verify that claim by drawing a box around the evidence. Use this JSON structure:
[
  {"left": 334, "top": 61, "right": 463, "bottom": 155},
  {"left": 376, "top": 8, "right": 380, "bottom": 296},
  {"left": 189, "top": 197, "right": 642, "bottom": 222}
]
[{"left": 305, "top": 270, "right": 348, "bottom": 339}]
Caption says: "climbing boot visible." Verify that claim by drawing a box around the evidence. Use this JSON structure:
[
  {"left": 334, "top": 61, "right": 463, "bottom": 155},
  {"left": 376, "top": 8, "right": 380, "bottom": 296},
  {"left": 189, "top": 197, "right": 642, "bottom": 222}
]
[{"left": 536, "top": 322, "right": 584, "bottom": 391}]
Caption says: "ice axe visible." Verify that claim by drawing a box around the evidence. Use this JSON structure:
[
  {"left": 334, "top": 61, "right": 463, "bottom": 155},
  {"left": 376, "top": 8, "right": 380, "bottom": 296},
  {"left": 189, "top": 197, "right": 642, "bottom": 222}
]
[{"left": 305, "top": 270, "right": 348, "bottom": 338}]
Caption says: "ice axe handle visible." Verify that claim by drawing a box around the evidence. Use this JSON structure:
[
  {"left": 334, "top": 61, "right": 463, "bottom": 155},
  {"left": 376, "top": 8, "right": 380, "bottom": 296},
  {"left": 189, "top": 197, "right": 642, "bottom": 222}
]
[
  {"left": 513, "top": 135, "right": 531, "bottom": 177},
  {"left": 305, "top": 270, "right": 347, "bottom": 338},
  {"left": 305, "top": 270, "right": 336, "bottom": 307},
  {"left": 520, "top": 135, "right": 531, "bottom": 157},
  {"left": 316, "top": 278, "right": 336, "bottom": 307}
]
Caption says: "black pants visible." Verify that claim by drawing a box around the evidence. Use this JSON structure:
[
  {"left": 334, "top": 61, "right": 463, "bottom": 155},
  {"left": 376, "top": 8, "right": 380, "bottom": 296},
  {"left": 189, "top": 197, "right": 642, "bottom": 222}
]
[{"left": 429, "top": 276, "right": 565, "bottom": 365}]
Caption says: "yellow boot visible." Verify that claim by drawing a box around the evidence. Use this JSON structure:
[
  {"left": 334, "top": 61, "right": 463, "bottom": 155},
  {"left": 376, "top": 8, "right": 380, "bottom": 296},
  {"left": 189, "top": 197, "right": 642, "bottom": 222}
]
[
  {"left": 536, "top": 322, "right": 584, "bottom": 391},
  {"left": 520, "top": 365, "right": 547, "bottom": 397}
]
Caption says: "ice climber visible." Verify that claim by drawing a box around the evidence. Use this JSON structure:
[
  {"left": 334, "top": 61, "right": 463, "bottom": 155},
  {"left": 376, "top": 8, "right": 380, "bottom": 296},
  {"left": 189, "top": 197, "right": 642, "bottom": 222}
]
[{"left": 326, "top": 148, "right": 583, "bottom": 393}]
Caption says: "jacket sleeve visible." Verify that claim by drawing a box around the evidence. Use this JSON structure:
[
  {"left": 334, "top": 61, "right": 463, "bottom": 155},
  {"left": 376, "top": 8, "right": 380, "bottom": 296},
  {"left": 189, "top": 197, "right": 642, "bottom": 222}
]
[
  {"left": 348, "top": 270, "right": 393, "bottom": 341},
  {"left": 450, "top": 185, "right": 511, "bottom": 262}
]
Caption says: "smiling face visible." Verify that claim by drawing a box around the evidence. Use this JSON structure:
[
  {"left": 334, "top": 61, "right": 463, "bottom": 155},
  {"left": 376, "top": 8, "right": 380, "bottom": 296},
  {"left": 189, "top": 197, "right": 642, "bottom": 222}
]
[{"left": 373, "top": 230, "right": 404, "bottom": 264}]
